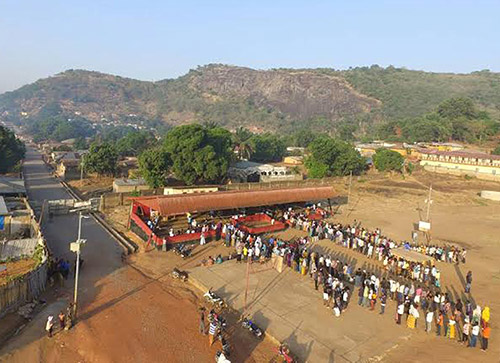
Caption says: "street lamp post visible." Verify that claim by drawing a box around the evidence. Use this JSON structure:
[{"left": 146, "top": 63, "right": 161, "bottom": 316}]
[{"left": 71, "top": 212, "right": 88, "bottom": 319}]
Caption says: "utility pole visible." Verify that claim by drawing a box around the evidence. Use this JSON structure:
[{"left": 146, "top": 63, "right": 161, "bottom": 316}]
[
  {"left": 347, "top": 171, "right": 353, "bottom": 205},
  {"left": 71, "top": 212, "right": 88, "bottom": 319},
  {"left": 243, "top": 255, "right": 251, "bottom": 318},
  {"left": 425, "top": 184, "right": 433, "bottom": 222},
  {"left": 80, "top": 154, "right": 85, "bottom": 182}
]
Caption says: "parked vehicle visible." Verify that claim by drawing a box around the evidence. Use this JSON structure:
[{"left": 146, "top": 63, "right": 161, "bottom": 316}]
[
  {"left": 204, "top": 288, "right": 226, "bottom": 309},
  {"left": 241, "top": 316, "right": 263, "bottom": 338},
  {"left": 171, "top": 268, "right": 188, "bottom": 281},
  {"left": 172, "top": 244, "right": 193, "bottom": 258}
]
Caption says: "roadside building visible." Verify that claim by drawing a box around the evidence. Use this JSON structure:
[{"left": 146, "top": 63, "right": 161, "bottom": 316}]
[
  {"left": 228, "top": 161, "right": 302, "bottom": 183},
  {"left": 113, "top": 178, "right": 150, "bottom": 193},
  {"left": 283, "top": 156, "right": 304, "bottom": 165},
  {"left": 0, "top": 196, "right": 32, "bottom": 239},
  {"left": 0, "top": 177, "right": 26, "bottom": 197},
  {"left": 420, "top": 149, "right": 500, "bottom": 181},
  {"left": 163, "top": 186, "right": 219, "bottom": 195}
]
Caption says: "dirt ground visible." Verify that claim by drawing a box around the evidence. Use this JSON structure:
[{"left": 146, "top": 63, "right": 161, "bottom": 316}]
[
  {"left": 68, "top": 176, "right": 114, "bottom": 197},
  {"left": 0, "top": 259, "right": 36, "bottom": 286}
]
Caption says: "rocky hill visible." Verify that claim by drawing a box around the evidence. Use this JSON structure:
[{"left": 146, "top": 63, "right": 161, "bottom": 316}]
[{"left": 1, "top": 64, "right": 500, "bottom": 132}]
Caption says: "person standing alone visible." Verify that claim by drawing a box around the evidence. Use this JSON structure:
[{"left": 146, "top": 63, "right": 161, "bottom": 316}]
[
  {"left": 465, "top": 271, "right": 472, "bottom": 293},
  {"left": 199, "top": 308, "right": 206, "bottom": 335}
]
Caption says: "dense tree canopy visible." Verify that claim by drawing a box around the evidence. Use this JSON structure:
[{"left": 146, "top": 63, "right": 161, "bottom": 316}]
[
  {"left": 27, "top": 116, "right": 95, "bottom": 142},
  {"left": 85, "top": 142, "right": 118, "bottom": 176},
  {"left": 375, "top": 98, "right": 499, "bottom": 143},
  {"left": 249, "top": 133, "right": 286, "bottom": 163},
  {"left": 0, "top": 126, "right": 25, "bottom": 173},
  {"left": 138, "top": 147, "right": 171, "bottom": 188},
  {"left": 372, "top": 149, "right": 404, "bottom": 172},
  {"left": 305, "top": 136, "right": 366, "bottom": 178},
  {"left": 116, "top": 130, "right": 155, "bottom": 157},
  {"left": 492, "top": 145, "right": 500, "bottom": 155},
  {"left": 163, "top": 124, "right": 233, "bottom": 185}
]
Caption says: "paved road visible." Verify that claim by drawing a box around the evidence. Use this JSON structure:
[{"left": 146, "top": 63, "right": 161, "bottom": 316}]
[
  {"left": 22, "top": 146, "right": 123, "bottom": 292},
  {"left": 0, "top": 147, "right": 124, "bottom": 359}
]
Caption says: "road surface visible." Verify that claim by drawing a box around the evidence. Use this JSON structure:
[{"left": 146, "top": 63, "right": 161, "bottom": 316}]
[{"left": 0, "top": 147, "right": 123, "bottom": 359}]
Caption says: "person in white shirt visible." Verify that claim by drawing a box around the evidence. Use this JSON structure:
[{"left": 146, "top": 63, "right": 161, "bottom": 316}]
[{"left": 426, "top": 310, "right": 434, "bottom": 333}]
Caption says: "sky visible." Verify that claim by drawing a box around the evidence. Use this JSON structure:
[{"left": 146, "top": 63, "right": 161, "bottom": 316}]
[{"left": 0, "top": 0, "right": 499, "bottom": 93}]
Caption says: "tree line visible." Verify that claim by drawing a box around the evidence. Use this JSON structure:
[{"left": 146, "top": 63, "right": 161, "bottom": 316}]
[{"left": 0, "top": 125, "right": 25, "bottom": 173}]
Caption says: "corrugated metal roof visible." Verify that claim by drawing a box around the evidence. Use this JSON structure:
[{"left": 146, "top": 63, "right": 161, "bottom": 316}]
[
  {"left": 0, "top": 196, "right": 8, "bottom": 215},
  {"left": 132, "top": 186, "right": 337, "bottom": 216},
  {"left": 421, "top": 149, "right": 500, "bottom": 161},
  {"left": 0, "top": 177, "right": 26, "bottom": 195}
]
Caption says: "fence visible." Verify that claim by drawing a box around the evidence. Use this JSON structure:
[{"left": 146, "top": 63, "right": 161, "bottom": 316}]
[
  {"left": 0, "top": 261, "right": 47, "bottom": 317},
  {"left": 0, "top": 197, "right": 49, "bottom": 317}
]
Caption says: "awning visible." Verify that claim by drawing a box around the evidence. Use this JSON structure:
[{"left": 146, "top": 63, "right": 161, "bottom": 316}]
[{"left": 131, "top": 186, "right": 337, "bottom": 217}]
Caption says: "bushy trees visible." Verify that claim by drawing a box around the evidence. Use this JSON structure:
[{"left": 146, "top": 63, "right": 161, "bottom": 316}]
[
  {"left": 85, "top": 142, "right": 118, "bottom": 176},
  {"left": 138, "top": 148, "right": 171, "bottom": 188},
  {"left": 249, "top": 133, "right": 286, "bottom": 163},
  {"left": 116, "top": 130, "right": 155, "bottom": 157},
  {"left": 305, "top": 136, "right": 366, "bottom": 178},
  {"left": 28, "top": 116, "right": 95, "bottom": 142},
  {"left": 0, "top": 126, "right": 25, "bottom": 173},
  {"left": 375, "top": 97, "right": 499, "bottom": 143},
  {"left": 163, "top": 124, "right": 233, "bottom": 185},
  {"left": 373, "top": 149, "right": 404, "bottom": 172}
]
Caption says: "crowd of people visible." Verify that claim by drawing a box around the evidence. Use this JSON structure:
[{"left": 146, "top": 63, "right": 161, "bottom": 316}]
[{"left": 217, "top": 210, "right": 491, "bottom": 353}]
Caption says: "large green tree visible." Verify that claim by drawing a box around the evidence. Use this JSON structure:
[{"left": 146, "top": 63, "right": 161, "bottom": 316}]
[
  {"left": 163, "top": 124, "right": 233, "bottom": 185},
  {"left": 85, "top": 142, "right": 118, "bottom": 176},
  {"left": 116, "top": 130, "right": 155, "bottom": 157},
  {"left": 437, "top": 97, "right": 477, "bottom": 120},
  {"left": 0, "top": 126, "right": 25, "bottom": 173},
  {"left": 138, "top": 147, "right": 171, "bottom": 188},
  {"left": 249, "top": 133, "right": 286, "bottom": 162},
  {"left": 372, "top": 149, "right": 404, "bottom": 172},
  {"left": 305, "top": 136, "right": 366, "bottom": 178}
]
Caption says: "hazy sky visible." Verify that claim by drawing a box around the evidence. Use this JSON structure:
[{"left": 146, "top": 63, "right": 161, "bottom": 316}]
[{"left": 0, "top": 0, "right": 499, "bottom": 93}]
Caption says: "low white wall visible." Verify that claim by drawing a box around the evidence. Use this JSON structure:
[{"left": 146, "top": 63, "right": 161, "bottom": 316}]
[{"left": 480, "top": 190, "right": 500, "bottom": 201}]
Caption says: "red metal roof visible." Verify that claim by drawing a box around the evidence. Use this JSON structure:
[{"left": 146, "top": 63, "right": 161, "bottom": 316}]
[{"left": 132, "top": 186, "right": 337, "bottom": 216}]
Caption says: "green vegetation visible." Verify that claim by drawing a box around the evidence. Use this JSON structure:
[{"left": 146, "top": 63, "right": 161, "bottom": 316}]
[
  {"left": 249, "top": 133, "right": 286, "bottom": 163},
  {"left": 372, "top": 149, "right": 404, "bottom": 173},
  {"left": 27, "top": 116, "right": 95, "bottom": 142},
  {"left": 375, "top": 97, "right": 498, "bottom": 143},
  {"left": 85, "top": 142, "right": 118, "bottom": 176},
  {"left": 163, "top": 124, "right": 233, "bottom": 185},
  {"left": 138, "top": 147, "right": 171, "bottom": 188},
  {"left": 492, "top": 145, "right": 500, "bottom": 155},
  {"left": 233, "top": 127, "right": 255, "bottom": 160},
  {"left": 341, "top": 66, "right": 500, "bottom": 120},
  {"left": 116, "top": 130, "right": 155, "bottom": 157},
  {"left": 0, "top": 125, "right": 25, "bottom": 173},
  {"left": 305, "top": 136, "right": 366, "bottom": 178}
]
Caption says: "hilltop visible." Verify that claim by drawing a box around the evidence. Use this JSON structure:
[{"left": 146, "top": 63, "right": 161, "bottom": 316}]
[{"left": 1, "top": 64, "right": 500, "bottom": 132}]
